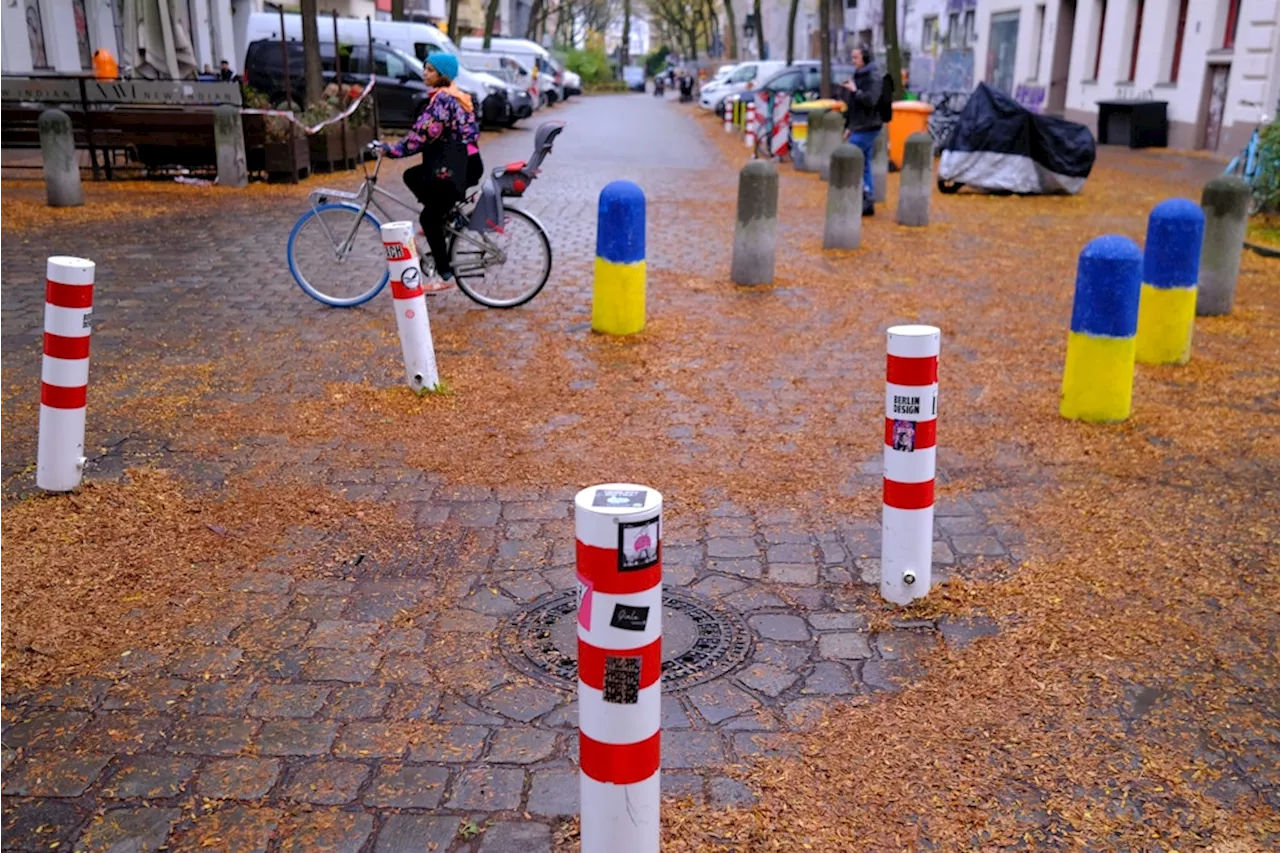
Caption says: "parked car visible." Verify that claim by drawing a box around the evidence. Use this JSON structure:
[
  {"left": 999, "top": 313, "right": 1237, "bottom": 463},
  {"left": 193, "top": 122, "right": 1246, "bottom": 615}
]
[
  {"left": 462, "top": 51, "right": 537, "bottom": 101},
  {"left": 755, "top": 62, "right": 857, "bottom": 101},
  {"left": 563, "top": 69, "right": 582, "bottom": 96},
  {"left": 696, "top": 63, "right": 739, "bottom": 97},
  {"left": 698, "top": 60, "right": 786, "bottom": 113},
  {"left": 622, "top": 65, "right": 645, "bottom": 91},
  {"left": 460, "top": 36, "right": 564, "bottom": 104}
]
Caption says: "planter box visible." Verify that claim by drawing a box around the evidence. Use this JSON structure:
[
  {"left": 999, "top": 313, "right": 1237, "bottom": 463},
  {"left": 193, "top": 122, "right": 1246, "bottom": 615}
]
[
  {"left": 264, "top": 131, "right": 310, "bottom": 183},
  {"left": 310, "top": 123, "right": 376, "bottom": 172}
]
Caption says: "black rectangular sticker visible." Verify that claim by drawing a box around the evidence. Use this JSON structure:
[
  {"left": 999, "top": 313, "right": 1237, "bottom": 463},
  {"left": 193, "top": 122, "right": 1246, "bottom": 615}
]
[
  {"left": 617, "top": 517, "right": 660, "bottom": 572},
  {"left": 593, "top": 488, "right": 648, "bottom": 508},
  {"left": 609, "top": 604, "right": 650, "bottom": 632},
  {"left": 602, "top": 655, "right": 641, "bottom": 704}
]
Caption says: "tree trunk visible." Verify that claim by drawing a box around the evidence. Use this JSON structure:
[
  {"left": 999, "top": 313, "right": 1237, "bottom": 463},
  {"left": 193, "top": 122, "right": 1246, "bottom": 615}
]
[
  {"left": 883, "top": 0, "right": 902, "bottom": 101},
  {"left": 785, "top": 0, "right": 799, "bottom": 64},
  {"left": 299, "top": 0, "right": 324, "bottom": 107},
  {"left": 622, "top": 0, "right": 631, "bottom": 65},
  {"left": 448, "top": 0, "right": 461, "bottom": 42},
  {"left": 753, "top": 0, "right": 764, "bottom": 58},
  {"left": 483, "top": 0, "right": 501, "bottom": 47},
  {"left": 818, "top": 0, "right": 830, "bottom": 97},
  {"left": 721, "top": 0, "right": 737, "bottom": 58},
  {"left": 391, "top": 0, "right": 405, "bottom": 20}
]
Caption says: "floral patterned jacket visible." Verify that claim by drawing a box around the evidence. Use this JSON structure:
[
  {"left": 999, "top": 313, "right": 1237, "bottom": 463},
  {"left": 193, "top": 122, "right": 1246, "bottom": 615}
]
[{"left": 384, "top": 89, "right": 480, "bottom": 159}]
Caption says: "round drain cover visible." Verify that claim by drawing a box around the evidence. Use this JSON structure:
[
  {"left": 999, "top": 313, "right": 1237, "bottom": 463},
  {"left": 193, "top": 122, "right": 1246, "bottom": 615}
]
[{"left": 499, "top": 589, "right": 753, "bottom": 692}]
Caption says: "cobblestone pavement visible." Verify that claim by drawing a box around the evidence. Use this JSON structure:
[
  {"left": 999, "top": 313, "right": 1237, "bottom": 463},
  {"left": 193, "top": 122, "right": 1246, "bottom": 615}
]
[{"left": 2, "top": 94, "right": 1273, "bottom": 852}]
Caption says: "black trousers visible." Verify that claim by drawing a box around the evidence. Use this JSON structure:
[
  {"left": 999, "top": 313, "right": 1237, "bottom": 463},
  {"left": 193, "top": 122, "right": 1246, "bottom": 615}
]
[{"left": 403, "top": 151, "right": 484, "bottom": 275}]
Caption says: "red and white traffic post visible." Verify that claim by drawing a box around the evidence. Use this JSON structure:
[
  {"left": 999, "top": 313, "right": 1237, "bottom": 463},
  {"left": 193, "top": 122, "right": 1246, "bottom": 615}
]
[
  {"left": 881, "top": 325, "right": 940, "bottom": 605},
  {"left": 380, "top": 221, "right": 440, "bottom": 395},
  {"left": 37, "top": 256, "right": 95, "bottom": 492},
  {"left": 744, "top": 100, "right": 756, "bottom": 150},
  {"left": 723, "top": 98, "right": 733, "bottom": 133},
  {"left": 574, "top": 483, "right": 663, "bottom": 853}
]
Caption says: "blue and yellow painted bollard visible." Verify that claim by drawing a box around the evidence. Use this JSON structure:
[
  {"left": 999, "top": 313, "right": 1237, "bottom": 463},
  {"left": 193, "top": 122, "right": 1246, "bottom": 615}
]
[
  {"left": 1060, "top": 234, "right": 1143, "bottom": 423},
  {"left": 592, "top": 180, "right": 646, "bottom": 336},
  {"left": 1135, "top": 198, "right": 1205, "bottom": 365}
]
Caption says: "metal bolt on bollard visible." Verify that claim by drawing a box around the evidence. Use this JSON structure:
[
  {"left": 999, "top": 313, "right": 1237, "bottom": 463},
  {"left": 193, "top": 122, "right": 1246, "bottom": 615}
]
[
  {"left": 724, "top": 99, "right": 734, "bottom": 133},
  {"left": 816, "top": 112, "right": 845, "bottom": 181},
  {"left": 592, "top": 180, "right": 647, "bottom": 336},
  {"left": 380, "top": 222, "right": 441, "bottom": 395},
  {"left": 824, "top": 144, "right": 864, "bottom": 250},
  {"left": 1135, "top": 198, "right": 1204, "bottom": 365},
  {"left": 575, "top": 483, "right": 663, "bottom": 853},
  {"left": 895, "top": 132, "right": 934, "bottom": 227},
  {"left": 38, "top": 256, "right": 96, "bottom": 492},
  {"left": 1196, "top": 176, "right": 1252, "bottom": 316},
  {"left": 881, "top": 325, "right": 940, "bottom": 606},
  {"left": 744, "top": 101, "right": 757, "bottom": 151},
  {"left": 730, "top": 160, "right": 779, "bottom": 286},
  {"left": 1060, "top": 235, "right": 1143, "bottom": 423},
  {"left": 872, "top": 129, "right": 889, "bottom": 203},
  {"left": 38, "top": 109, "right": 83, "bottom": 208}
]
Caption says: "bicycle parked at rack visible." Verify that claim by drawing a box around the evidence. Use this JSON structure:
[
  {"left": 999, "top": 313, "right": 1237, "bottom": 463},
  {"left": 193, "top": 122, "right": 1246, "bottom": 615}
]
[
  {"left": 286, "top": 121, "right": 565, "bottom": 309},
  {"left": 1224, "top": 102, "right": 1277, "bottom": 216}
]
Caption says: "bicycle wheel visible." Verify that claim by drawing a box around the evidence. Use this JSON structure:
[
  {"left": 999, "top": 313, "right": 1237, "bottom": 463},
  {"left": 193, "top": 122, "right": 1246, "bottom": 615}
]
[
  {"left": 287, "top": 203, "right": 388, "bottom": 307},
  {"left": 449, "top": 207, "right": 552, "bottom": 308}
]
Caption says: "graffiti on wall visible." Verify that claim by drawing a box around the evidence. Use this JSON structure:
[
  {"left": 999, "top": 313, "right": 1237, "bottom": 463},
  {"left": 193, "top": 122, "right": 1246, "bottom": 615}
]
[
  {"left": 909, "top": 48, "right": 974, "bottom": 94},
  {"left": 1013, "top": 83, "right": 1046, "bottom": 113}
]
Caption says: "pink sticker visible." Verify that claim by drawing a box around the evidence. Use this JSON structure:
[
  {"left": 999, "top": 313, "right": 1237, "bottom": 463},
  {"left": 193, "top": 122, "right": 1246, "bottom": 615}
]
[{"left": 576, "top": 574, "right": 593, "bottom": 631}]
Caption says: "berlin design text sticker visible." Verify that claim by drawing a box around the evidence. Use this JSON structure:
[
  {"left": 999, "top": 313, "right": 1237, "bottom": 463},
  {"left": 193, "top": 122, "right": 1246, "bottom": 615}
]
[
  {"left": 592, "top": 488, "right": 648, "bottom": 508},
  {"left": 602, "top": 655, "right": 641, "bottom": 704},
  {"left": 892, "top": 419, "right": 916, "bottom": 452},
  {"left": 617, "top": 516, "right": 660, "bottom": 572},
  {"left": 609, "top": 603, "right": 650, "bottom": 632}
]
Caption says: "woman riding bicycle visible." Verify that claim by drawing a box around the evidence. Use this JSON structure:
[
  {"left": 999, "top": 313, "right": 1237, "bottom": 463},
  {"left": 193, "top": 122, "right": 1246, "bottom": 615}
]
[{"left": 379, "top": 53, "right": 481, "bottom": 285}]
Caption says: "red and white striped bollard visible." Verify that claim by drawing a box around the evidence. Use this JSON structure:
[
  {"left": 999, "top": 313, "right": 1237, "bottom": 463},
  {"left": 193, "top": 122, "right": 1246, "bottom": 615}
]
[
  {"left": 881, "top": 325, "right": 940, "bottom": 605},
  {"left": 575, "top": 483, "right": 663, "bottom": 853},
  {"left": 723, "top": 98, "right": 733, "bottom": 133},
  {"left": 381, "top": 221, "right": 440, "bottom": 395},
  {"left": 744, "top": 100, "right": 756, "bottom": 150},
  {"left": 38, "top": 256, "right": 95, "bottom": 492}
]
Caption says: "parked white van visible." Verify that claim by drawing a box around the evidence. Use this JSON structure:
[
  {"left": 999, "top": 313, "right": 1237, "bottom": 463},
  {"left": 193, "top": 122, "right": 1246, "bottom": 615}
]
[
  {"left": 698, "top": 60, "right": 786, "bottom": 112},
  {"left": 459, "top": 36, "right": 564, "bottom": 104}
]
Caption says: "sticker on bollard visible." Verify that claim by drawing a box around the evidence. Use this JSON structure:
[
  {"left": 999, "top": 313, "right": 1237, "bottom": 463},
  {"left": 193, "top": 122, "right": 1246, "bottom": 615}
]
[
  {"left": 1136, "top": 198, "right": 1204, "bottom": 365},
  {"left": 575, "top": 483, "right": 663, "bottom": 853},
  {"left": 1060, "top": 235, "right": 1142, "bottom": 423},
  {"left": 381, "top": 221, "right": 441, "bottom": 395},
  {"left": 38, "top": 256, "right": 95, "bottom": 491},
  {"left": 592, "top": 180, "right": 647, "bottom": 336}
]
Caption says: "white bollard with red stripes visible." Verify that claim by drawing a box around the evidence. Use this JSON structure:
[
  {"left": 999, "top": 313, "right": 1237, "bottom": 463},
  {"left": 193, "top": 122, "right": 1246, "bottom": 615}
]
[
  {"left": 575, "top": 483, "right": 663, "bottom": 853},
  {"left": 37, "top": 256, "right": 95, "bottom": 492},
  {"left": 744, "top": 101, "right": 756, "bottom": 150},
  {"left": 723, "top": 98, "right": 733, "bottom": 133},
  {"left": 380, "top": 221, "right": 440, "bottom": 395},
  {"left": 881, "top": 325, "right": 940, "bottom": 605}
]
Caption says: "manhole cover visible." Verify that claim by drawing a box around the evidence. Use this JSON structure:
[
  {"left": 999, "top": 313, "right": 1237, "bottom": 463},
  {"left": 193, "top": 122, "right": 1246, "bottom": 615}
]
[{"left": 499, "top": 589, "right": 753, "bottom": 692}]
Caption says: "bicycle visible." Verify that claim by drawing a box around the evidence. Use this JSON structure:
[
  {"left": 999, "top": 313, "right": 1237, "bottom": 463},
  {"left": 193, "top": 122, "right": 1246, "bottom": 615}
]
[
  {"left": 1224, "top": 102, "right": 1276, "bottom": 216},
  {"left": 286, "top": 121, "right": 565, "bottom": 308}
]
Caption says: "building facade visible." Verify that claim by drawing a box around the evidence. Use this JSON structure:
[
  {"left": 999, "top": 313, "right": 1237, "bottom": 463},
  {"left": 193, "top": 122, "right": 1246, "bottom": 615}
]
[{"left": 969, "top": 0, "right": 1280, "bottom": 155}]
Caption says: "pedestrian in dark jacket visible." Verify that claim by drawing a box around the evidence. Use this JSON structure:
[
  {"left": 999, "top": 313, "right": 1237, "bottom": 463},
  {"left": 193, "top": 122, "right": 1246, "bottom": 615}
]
[{"left": 840, "top": 45, "right": 883, "bottom": 216}]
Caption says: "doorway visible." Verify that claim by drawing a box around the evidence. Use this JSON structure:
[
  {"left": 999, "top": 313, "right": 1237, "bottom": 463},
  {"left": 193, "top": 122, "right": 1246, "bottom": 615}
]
[
  {"left": 1048, "top": 0, "right": 1075, "bottom": 114},
  {"left": 986, "top": 11, "right": 1020, "bottom": 95},
  {"left": 1201, "top": 63, "right": 1230, "bottom": 151}
]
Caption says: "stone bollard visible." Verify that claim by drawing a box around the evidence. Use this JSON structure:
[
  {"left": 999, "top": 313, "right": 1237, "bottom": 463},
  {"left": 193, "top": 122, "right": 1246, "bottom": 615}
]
[
  {"left": 816, "top": 112, "right": 845, "bottom": 181},
  {"left": 731, "top": 160, "right": 778, "bottom": 286},
  {"left": 1136, "top": 198, "right": 1204, "bottom": 365},
  {"left": 795, "top": 108, "right": 824, "bottom": 173},
  {"left": 824, "top": 144, "right": 864, "bottom": 250},
  {"left": 1060, "top": 235, "right": 1143, "bottom": 423},
  {"left": 213, "top": 105, "right": 249, "bottom": 189},
  {"left": 38, "top": 109, "right": 83, "bottom": 207},
  {"left": 872, "top": 129, "right": 888, "bottom": 203},
  {"left": 1196, "top": 176, "right": 1251, "bottom": 316},
  {"left": 592, "top": 180, "right": 647, "bottom": 335},
  {"left": 896, "top": 133, "right": 933, "bottom": 227}
]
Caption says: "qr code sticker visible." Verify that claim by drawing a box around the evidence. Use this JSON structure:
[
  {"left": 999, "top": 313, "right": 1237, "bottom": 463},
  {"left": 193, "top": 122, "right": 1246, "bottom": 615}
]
[{"left": 603, "top": 655, "right": 641, "bottom": 705}]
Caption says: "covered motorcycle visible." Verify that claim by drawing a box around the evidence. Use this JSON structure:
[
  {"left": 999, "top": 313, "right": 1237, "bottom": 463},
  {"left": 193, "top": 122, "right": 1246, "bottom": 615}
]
[{"left": 938, "top": 82, "right": 1096, "bottom": 195}]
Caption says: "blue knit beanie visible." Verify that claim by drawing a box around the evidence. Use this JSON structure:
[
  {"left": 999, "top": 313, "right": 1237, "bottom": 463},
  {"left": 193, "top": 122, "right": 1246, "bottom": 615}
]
[{"left": 426, "top": 53, "right": 459, "bottom": 82}]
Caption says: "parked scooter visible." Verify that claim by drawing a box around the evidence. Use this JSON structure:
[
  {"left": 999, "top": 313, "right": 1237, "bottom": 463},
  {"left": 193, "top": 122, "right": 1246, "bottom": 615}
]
[
  {"left": 678, "top": 75, "right": 694, "bottom": 103},
  {"left": 653, "top": 76, "right": 665, "bottom": 96}
]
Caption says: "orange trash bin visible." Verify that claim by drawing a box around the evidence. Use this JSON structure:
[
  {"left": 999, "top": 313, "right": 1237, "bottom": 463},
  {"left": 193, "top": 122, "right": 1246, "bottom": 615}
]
[{"left": 887, "top": 101, "right": 933, "bottom": 169}]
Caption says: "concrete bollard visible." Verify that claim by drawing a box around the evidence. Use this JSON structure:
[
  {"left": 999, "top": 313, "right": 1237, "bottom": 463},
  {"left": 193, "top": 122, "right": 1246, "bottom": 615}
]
[
  {"left": 575, "top": 483, "right": 664, "bottom": 853},
  {"left": 794, "top": 108, "right": 824, "bottom": 173},
  {"left": 872, "top": 129, "right": 888, "bottom": 203},
  {"left": 38, "top": 109, "right": 83, "bottom": 208},
  {"left": 381, "top": 222, "right": 441, "bottom": 394},
  {"left": 824, "top": 144, "right": 864, "bottom": 250},
  {"left": 1196, "top": 176, "right": 1251, "bottom": 316},
  {"left": 213, "top": 105, "right": 249, "bottom": 189},
  {"left": 38, "top": 256, "right": 95, "bottom": 492},
  {"left": 593, "top": 180, "right": 647, "bottom": 335},
  {"left": 882, "top": 324, "right": 940, "bottom": 606},
  {"left": 1060, "top": 235, "right": 1143, "bottom": 423},
  {"left": 816, "top": 112, "right": 845, "bottom": 181},
  {"left": 1136, "top": 198, "right": 1204, "bottom": 365},
  {"left": 731, "top": 160, "right": 778, "bottom": 286},
  {"left": 895, "top": 132, "right": 933, "bottom": 227}
]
